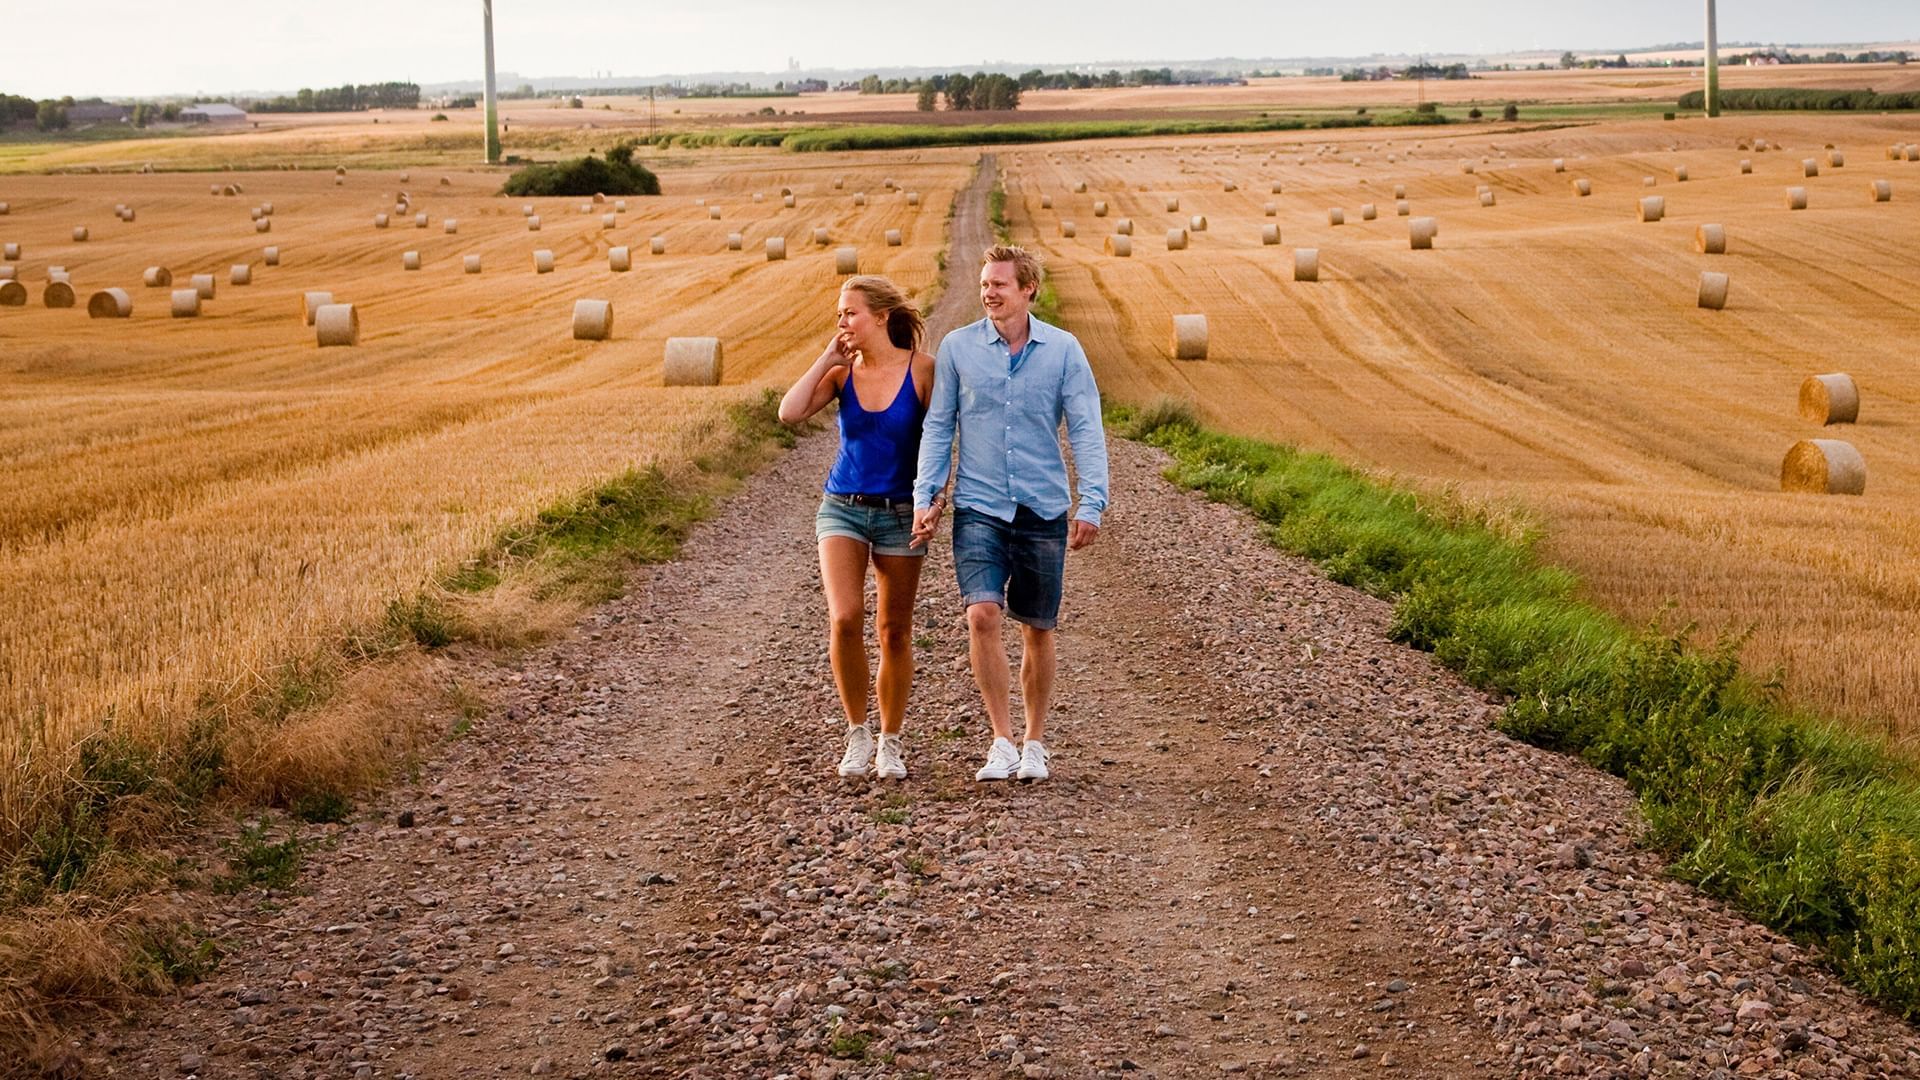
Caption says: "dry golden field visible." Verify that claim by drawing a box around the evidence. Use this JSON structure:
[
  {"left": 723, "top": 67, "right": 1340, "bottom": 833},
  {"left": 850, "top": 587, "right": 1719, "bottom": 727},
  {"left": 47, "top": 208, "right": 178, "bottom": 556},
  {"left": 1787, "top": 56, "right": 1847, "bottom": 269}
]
[
  {"left": 1004, "top": 113, "right": 1920, "bottom": 738},
  {"left": 0, "top": 150, "right": 968, "bottom": 845}
]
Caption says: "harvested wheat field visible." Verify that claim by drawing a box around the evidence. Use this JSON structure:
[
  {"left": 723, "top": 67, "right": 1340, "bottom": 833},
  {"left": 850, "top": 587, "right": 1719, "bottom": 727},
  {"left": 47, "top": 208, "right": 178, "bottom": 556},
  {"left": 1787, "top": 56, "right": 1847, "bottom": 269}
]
[
  {"left": 0, "top": 151, "right": 967, "bottom": 843},
  {"left": 1006, "top": 113, "right": 1920, "bottom": 739}
]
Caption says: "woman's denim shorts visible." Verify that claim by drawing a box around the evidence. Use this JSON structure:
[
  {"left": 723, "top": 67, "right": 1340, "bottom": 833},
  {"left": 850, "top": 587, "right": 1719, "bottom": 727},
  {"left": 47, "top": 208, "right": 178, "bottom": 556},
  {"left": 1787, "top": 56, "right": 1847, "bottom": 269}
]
[{"left": 815, "top": 493, "right": 926, "bottom": 557}]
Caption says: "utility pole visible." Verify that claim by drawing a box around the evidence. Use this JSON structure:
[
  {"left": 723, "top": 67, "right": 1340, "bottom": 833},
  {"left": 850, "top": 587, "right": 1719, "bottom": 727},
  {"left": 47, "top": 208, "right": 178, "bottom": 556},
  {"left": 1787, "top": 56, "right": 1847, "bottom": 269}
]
[
  {"left": 1704, "top": 0, "right": 1720, "bottom": 117},
  {"left": 482, "top": 0, "right": 501, "bottom": 162}
]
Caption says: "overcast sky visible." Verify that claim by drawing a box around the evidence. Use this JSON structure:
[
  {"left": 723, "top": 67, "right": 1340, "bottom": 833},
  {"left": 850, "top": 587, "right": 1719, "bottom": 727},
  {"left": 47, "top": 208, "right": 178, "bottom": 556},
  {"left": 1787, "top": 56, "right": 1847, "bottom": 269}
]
[{"left": 5, "top": 1, "right": 1914, "bottom": 99}]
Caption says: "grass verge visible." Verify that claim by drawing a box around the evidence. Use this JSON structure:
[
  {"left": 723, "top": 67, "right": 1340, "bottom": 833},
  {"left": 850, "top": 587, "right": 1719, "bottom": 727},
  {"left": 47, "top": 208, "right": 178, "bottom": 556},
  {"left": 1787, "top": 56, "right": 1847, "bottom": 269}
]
[{"left": 1112, "top": 395, "right": 1920, "bottom": 1019}]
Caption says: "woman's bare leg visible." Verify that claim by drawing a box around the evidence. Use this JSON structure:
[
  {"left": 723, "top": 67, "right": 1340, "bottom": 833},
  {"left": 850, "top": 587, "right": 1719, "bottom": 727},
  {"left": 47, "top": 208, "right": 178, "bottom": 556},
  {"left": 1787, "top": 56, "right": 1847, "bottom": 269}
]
[
  {"left": 819, "top": 537, "right": 871, "bottom": 726},
  {"left": 871, "top": 552, "right": 924, "bottom": 734}
]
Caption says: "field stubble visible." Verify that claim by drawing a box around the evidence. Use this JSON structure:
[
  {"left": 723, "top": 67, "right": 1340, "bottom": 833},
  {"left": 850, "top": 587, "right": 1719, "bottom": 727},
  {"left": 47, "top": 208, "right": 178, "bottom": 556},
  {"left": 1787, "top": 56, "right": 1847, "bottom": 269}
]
[{"left": 1009, "top": 113, "right": 1920, "bottom": 738}]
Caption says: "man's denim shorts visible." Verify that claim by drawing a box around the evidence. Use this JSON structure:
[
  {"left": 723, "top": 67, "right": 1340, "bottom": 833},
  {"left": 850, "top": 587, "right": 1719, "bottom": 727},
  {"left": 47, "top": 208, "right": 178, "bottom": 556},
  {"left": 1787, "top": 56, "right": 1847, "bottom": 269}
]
[
  {"left": 815, "top": 493, "right": 926, "bottom": 557},
  {"left": 951, "top": 506, "right": 1069, "bottom": 630}
]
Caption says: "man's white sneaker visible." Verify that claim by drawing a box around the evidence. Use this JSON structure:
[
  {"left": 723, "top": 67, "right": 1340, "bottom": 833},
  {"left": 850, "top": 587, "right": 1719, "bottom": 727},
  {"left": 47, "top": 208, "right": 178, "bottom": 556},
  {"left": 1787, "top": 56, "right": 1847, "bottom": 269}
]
[
  {"left": 837, "top": 724, "right": 874, "bottom": 778},
  {"left": 1016, "top": 740, "right": 1050, "bottom": 782},
  {"left": 875, "top": 733, "right": 907, "bottom": 780},
  {"left": 974, "top": 736, "right": 1021, "bottom": 782}
]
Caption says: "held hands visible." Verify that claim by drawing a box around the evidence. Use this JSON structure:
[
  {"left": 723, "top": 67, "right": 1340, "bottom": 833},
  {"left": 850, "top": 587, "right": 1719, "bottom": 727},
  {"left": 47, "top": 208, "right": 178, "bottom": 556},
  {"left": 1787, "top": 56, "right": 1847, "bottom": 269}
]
[
  {"left": 910, "top": 494, "right": 946, "bottom": 548},
  {"left": 1069, "top": 519, "right": 1100, "bottom": 551}
]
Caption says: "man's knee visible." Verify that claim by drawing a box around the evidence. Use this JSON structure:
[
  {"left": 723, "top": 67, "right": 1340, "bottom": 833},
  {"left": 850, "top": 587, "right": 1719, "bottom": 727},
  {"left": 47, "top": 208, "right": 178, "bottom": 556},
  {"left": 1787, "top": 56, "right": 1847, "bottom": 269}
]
[{"left": 965, "top": 602, "right": 1003, "bottom": 636}]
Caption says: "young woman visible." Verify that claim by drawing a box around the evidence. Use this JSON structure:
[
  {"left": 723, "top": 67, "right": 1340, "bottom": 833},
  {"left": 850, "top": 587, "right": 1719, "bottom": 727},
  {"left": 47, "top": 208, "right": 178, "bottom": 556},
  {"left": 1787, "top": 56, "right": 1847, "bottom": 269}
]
[{"left": 779, "top": 276, "right": 939, "bottom": 780}]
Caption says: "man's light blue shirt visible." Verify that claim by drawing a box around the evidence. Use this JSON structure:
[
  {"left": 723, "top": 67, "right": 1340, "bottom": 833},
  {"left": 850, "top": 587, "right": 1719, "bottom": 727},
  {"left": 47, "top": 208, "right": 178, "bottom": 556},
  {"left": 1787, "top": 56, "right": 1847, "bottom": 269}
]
[{"left": 913, "top": 314, "right": 1109, "bottom": 527}]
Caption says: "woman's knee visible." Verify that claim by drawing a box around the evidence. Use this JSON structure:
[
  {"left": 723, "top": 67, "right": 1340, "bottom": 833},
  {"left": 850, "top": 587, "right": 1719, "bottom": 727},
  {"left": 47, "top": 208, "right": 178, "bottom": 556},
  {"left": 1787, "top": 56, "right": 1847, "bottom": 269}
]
[
  {"left": 829, "top": 607, "right": 864, "bottom": 640},
  {"left": 876, "top": 616, "right": 912, "bottom": 653}
]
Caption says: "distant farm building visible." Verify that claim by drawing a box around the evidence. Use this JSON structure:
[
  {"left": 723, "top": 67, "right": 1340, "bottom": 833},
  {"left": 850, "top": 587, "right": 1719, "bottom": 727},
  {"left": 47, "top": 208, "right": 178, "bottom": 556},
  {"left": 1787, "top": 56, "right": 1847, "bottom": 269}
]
[
  {"left": 66, "top": 103, "right": 132, "bottom": 125},
  {"left": 181, "top": 103, "right": 248, "bottom": 124}
]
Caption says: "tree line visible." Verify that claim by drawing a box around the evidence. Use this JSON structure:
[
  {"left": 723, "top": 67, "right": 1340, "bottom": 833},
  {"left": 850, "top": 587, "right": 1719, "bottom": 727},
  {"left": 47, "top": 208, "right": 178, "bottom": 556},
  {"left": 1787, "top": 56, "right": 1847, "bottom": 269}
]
[{"left": 249, "top": 82, "right": 420, "bottom": 113}]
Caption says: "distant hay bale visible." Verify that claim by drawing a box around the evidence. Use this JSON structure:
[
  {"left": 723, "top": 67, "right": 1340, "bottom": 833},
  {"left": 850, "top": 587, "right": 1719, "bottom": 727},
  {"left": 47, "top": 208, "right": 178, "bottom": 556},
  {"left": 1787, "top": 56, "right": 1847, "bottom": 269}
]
[
  {"left": 663, "top": 337, "right": 724, "bottom": 386},
  {"left": 766, "top": 237, "right": 787, "bottom": 261},
  {"left": 1223, "top": 180, "right": 1237, "bottom": 192},
  {"left": 1786, "top": 186, "right": 1808, "bottom": 210},
  {"left": 1479, "top": 190, "right": 1496, "bottom": 207},
  {"left": 835, "top": 247, "right": 859, "bottom": 274},
  {"left": 211, "top": 184, "right": 222, "bottom": 196},
  {"left": 650, "top": 236, "right": 666, "bottom": 255},
  {"left": 1392, "top": 184, "right": 1406, "bottom": 199},
  {"left": 885, "top": 229, "right": 902, "bottom": 246},
  {"left": 414, "top": 212, "right": 430, "bottom": 228},
  {"left": 48, "top": 267, "right": 67, "bottom": 284},
  {"left": 1674, "top": 165, "right": 1689, "bottom": 181},
  {"left": 528, "top": 216, "right": 542, "bottom": 231},
  {"left": 813, "top": 227, "right": 830, "bottom": 245},
  {"left": 1105, "top": 235, "right": 1131, "bottom": 257},
  {"left": 0, "top": 280, "right": 24, "bottom": 306},
  {"left": 1870, "top": 179, "right": 1892, "bottom": 202},
  {"left": 852, "top": 193, "right": 867, "bottom": 207},
  {"left": 1638, "top": 196, "right": 1665, "bottom": 222},
  {"left": 534, "top": 249, "right": 555, "bottom": 274},
  {"left": 250, "top": 207, "right": 263, "bottom": 221},
  {"left": 72, "top": 226, "right": 88, "bottom": 242},
  {"left": 402, "top": 251, "right": 420, "bottom": 271},
  {"left": 3, "top": 242, "right": 16, "bottom": 259},
  {"left": 1909, "top": 145, "right": 1920, "bottom": 162},
  {"left": 522, "top": 203, "right": 535, "bottom": 216},
  {"left": 223, "top": 184, "right": 240, "bottom": 196},
  {"left": 1802, "top": 158, "right": 1819, "bottom": 177},
  {"left": 315, "top": 303, "right": 360, "bottom": 347},
  {"left": 263, "top": 246, "right": 280, "bottom": 266},
  {"left": 1695, "top": 223, "right": 1727, "bottom": 254},
  {"left": 463, "top": 254, "right": 482, "bottom": 274},
  {"left": 170, "top": 289, "right": 200, "bottom": 317},
  {"left": 302, "top": 290, "right": 333, "bottom": 325},
  {"left": 727, "top": 232, "right": 744, "bottom": 250},
  {"left": 1270, "top": 181, "right": 1283, "bottom": 194},
  {"left": 707, "top": 206, "right": 721, "bottom": 220},
  {"left": 1360, "top": 203, "right": 1377, "bottom": 220},
  {"left": 1261, "top": 224, "right": 1279, "bottom": 245},
  {"left": 1395, "top": 199, "right": 1411, "bottom": 216},
  {"left": 1462, "top": 162, "right": 1475, "bottom": 174},
  {"left": 1328, "top": 208, "right": 1344, "bottom": 225},
  {"left": 1060, "top": 221, "right": 1077, "bottom": 238},
  {"left": 191, "top": 273, "right": 215, "bottom": 299},
  {"left": 1170, "top": 314, "right": 1208, "bottom": 360},
  {"left": 230, "top": 264, "right": 250, "bottom": 286},
  {"left": 1781, "top": 438, "right": 1865, "bottom": 495},
  {"left": 783, "top": 194, "right": 796, "bottom": 209},
  {"left": 0, "top": 202, "right": 7, "bottom": 214},
  {"left": 1642, "top": 176, "right": 1656, "bottom": 187},
  {"left": 120, "top": 207, "right": 135, "bottom": 222},
  {"left": 1553, "top": 158, "right": 1565, "bottom": 172},
  {"left": 1115, "top": 218, "right": 1132, "bottom": 235},
  {"left": 1409, "top": 217, "right": 1437, "bottom": 249},
  {"left": 1293, "top": 248, "right": 1319, "bottom": 282},
  {"left": 1262, "top": 202, "right": 1277, "bottom": 216},
  {"left": 1829, "top": 150, "right": 1846, "bottom": 168},
  {"left": 374, "top": 213, "right": 389, "bottom": 228},
  {"left": 592, "top": 192, "right": 605, "bottom": 204},
  {"left": 143, "top": 266, "right": 172, "bottom": 287},
  {"left": 1740, "top": 159, "right": 1753, "bottom": 174},
  {"left": 1074, "top": 181, "right": 1087, "bottom": 193},
  {"left": 1165, "top": 227, "right": 1188, "bottom": 250},
  {"left": 906, "top": 192, "right": 920, "bottom": 206},
  {"left": 1093, "top": 200, "right": 1108, "bottom": 217},
  {"left": 0, "top": 266, "right": 10, "bottom": 281},
  {"left": 601, "top": 213, "right": 616, "bottom": 230},
  {"left": 255, "top": 219, "right": 271, "bottom": 233},
  {"left": 579, "top": 203, "right": 591, "bottom": 213},
  {"left": 335, "top": 165, "right": 346, "bottom": 176},
  {"left": 1188, "top": 215, "right": 1206, "bottom": 232},
  {"left": 86, "top": 288, "right": 131, "bottom": 318},
  {"left": 1800, "top": 373, "right": 1859, "bottom": 425},
  {"left": 609, "top": 246, "right": 631, "bottom": 272},
  {"left": 444, "top": 218, "right": 459, "bottom": 234},
  {"left": 1041, "top": 195, "right": 1053, "bottom": 209},
  {"left": 1574, "top": 178, "right": 1592, "bottom": 197},
  {"left": 1697, "top": 270, "right": 1730, "bottom": 310},
  {"left": 616, "top": 200, "right": 628, "bottom": 213},
  {"left": 1164, "top": 196, "right": 1180, "bottom": 212},
  {"left": 572, "top": 299, "right": 613, "bottom": 341}
]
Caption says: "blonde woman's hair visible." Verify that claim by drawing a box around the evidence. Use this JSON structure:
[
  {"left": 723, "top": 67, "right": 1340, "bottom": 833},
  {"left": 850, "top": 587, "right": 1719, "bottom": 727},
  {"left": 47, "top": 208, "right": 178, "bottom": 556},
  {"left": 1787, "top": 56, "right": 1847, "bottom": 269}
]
[
  {"left": 840, "top": 275, "right": 924, "bottom": 351},
  {"left": 981, "top": 243, "right": 1044, "bottom": 298}
]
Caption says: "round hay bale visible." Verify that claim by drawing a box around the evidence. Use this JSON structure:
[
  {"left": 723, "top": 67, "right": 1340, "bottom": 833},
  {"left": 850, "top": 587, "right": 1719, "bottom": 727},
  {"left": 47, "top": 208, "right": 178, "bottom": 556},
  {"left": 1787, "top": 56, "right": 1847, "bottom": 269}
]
[
  {"left": 1270, "top": 181, "right": 1284, "bottom": 194},
  {"left": 906, "top": 191, "right": 920, "bottom": 206},
  {"left": 1105, "top": 235, "right": 1132, "bottom": 257},
  {"left": 1830, "top": 150, "right": 1846, "bottom": 168},
  {"left": 592, "top": 192, "right": 605, "bottom": 204},
  {"left": 616, "top": 200, "right": 628, "bottom": 213},
  {"left": 1740, "top": 159, "right": 1753, "bottom": 174},
  {"left": 707, "top": 206, "right": 722, "bottom": 220},
  {"left": 1643, "top": 175, "right": 1656, "bottom": 187},
  {"left": 86, "top": 288, "right": 130, "bottom": 318},
  {"left": 727, "top": 232, "right": 744, "bottom": 251},
  {"left": 600, "top": 213, "right": 617, "bottom": 231},
  {"left": 0, "top": 280, "right": 24, "bottom": 306},
  {"left": 374, "top": 214, "right": 389, "bottom": 229},
  {"left": 1223, "top": 180, "right": 1237, "bottom": 192},
  {"left": 1781, "top": 439, "right": 1865, "bottom": 495},
  {"left": 1698, "top": 270, "right": 1730, "bottom": 310},
  {"left": 1164, "top": 196, "right": 1180, "bottom": 212},
  {"left": 121, "top": 208, "right": 136, "bottom": 222},
  {"left": 1395, "top": 199, "right": 1411, "bottom": 216},
  {"left": 302, "top": 290, "right": 333, "bottom": 325},
  {"left": 170, "top": 289, "right": 200, "bottom": 317},
  {"left": 885, "top": 229, "right": 902, "bottom": 247},
  {"left": 528, "top": 216, "right": 542, "bottom": 231},
  {"left": 210, "top": 184, "right": 222, "bottom": 196},
  {"left": 1409, "top": 217, "right": 1437, "bottom": 250},
  {"left": 534, "top": 250, "right": 555, "bottom": 274},
  {"left": 1059, "top": 221, "right": 1077, "bottom": 238},
  {"left": 1574, "top": 178, "right": 1592, "bottom": 197},
  {"left": 1553, "top": 158, "right": 1565, "bottom": 172},
  {"left": 649, "top": 236, "right": 666, "bottom": 255},
  {"left": 463, "top": 254, "right": 482, "bottom": 275},
  {"left": 812, "top": 227, "right": 830, "bottom": 246},
  {"left": 852, "top": 193, "right": 867, "bottom": 206},
  {"left": 663, "top": 337, "right": 724, "bottom": 386},
  {"left": 579, "top": 203, "right": 591, "bottom": 214},
  {"left": 315, "top": 303, "right": 360, "bottom": 347},
  {"left": 1802, "top": 158, "right": 1819, "bottom": 177},
  {"left": 335, "top": 165, "right": 346, "bottom": 176},
  {"left": 1909, "top": 145, "right": 1920, "bottom": 162},
  {"left": 1262, "top": 202, "right": 1277, "bottom": 216},
  {"left": 835, "top": 247, "right": 859, "bottom": 274},
  {"left": 767, "top": 237, "right": 787, "bottom": 261},
  {"left": 0, "top": 266, "right": 10, "bottom": 281},
  {"left": 414, "top": 212, "right": 429, "bottom": 228},
  {"left": 0, "top": 202, "right": 7, "bottom": 214},
  {"left": 1462, "top": 162, "right": 1475, "bottom": 174},
  {"left": 1800, "top": 373, "right": 1859, "bottom": 425},
  {"left": 72, "top": 227, "right": 88, "bottom": 242},
  {"left": 3, "top": 242, "right": 16, "bottom": 260},
  {"left": 223, "top": 184, "right": 240, "bottom": 196},
  {"left": 1479, "top": 190, "right": 1496, "bottom": 207},
  {"left": 255, "top": 218, "right": 271, "bottom": 234},
  {"left": 1674, "top": 165, "right": 1689, "bottom": 182},
  {"left": 783, "top": 194, "right": 796, "bottom": 209},
  {"left": 1073, "top": 181, "right": 1087, "bottom": 193},
  {"left": 522, "top": 203, "right": 535, "bottom": 216},
  {"left": 1188, "top": 215, "right": 1206, "bottom": 233},
  {"left": 250, "top": 207, "right": 263, "bottom": 221},
  {"left": 230, "top": 264, "right": 250, "bottom": 286},
  {"left": 402, "top": 251, "right": 420, "bottom": 271},
  {"left": 1328, "top": 208, "right": 1344, "bottom": 226},
  {"left": 1294, "top": 248, "right": 1320, "bottom": 282},
  {"left": 1261, "top": 224, "right": 1280, "bottom": 246},
  {"left": 191, "top": 273, "right": 215, "bottom": 299},
  {"left": 1786, "top": 186, "right": 1808, "bottom": 210},
  {"left": 1165, "top": 227, "right": 1188, "bottom": 250},
  {"left": 444, "top": 219, "right": 460, "bottom": 234},
  {"left": 1170, "top": 314, "right": 1208, "bottom": 360},
  {"left": 609, "top": 246, "right": 631, "bottom": 272},
  {"left": 1695, "top": 224, "right": 1727, "bottom": 254},
  {"left": 1392, "top": 184, "right": 1408, "bottom": 200},
  {"left": 1361, "top": 203, "right": 1377, "bottom": 220},
  {"left": 752, "top": 192, "right": 764, "bottom": 203},
  {"left": 263, "top": 246, "right": 280, "bottom": 267},
  {"left": 143, "top": 266, "right": 172, "bottom": 287},
  {"left": 1638, "top": 196, "right": 1665, "bottom": 222},
  {"left": 1870, "top": 179, "right": 1892, "bottom": 202},
  {"left": 1115, "top": 218, "right": 1133, "bottom": 236},
  {"left": 572, "top": 299, "right": 613, "bottom": 341},
  {"left": 1040, "top": 195, "right": 1053, "bottom": 209},
  {"left": 1094, "top": 201, "right": 1109, "bottom": 217}
]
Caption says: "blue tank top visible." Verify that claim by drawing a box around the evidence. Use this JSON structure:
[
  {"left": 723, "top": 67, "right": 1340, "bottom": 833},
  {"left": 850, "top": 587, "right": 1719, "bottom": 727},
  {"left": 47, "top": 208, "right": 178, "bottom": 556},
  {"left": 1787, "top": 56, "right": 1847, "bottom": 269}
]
[{"left": 824, "top": 362, "right": 925, "bottom": 499}]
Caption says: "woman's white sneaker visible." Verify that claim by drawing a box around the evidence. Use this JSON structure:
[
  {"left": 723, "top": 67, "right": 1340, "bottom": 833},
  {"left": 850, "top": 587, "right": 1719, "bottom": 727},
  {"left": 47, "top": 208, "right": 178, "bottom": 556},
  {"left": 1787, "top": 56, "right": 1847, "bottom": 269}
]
[
  {"left": 837, "top": 724, "right": 875, "bottom": 777},
  {"left": 1016, "top": 740, "right": 1050, "bottom": 782},
  {"left": 875, "top": 733, "right": 907, "bottom": 780},
  {"left": 974, "top": 736, "right": 1021, "bottom": 782}
]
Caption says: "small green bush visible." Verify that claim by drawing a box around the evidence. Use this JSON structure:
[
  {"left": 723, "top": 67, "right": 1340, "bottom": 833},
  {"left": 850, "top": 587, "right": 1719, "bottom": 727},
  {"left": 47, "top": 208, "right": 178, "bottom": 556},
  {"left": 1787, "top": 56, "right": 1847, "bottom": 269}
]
[{"left": 501, "top": 139, "right": 660, "bottom": 197}]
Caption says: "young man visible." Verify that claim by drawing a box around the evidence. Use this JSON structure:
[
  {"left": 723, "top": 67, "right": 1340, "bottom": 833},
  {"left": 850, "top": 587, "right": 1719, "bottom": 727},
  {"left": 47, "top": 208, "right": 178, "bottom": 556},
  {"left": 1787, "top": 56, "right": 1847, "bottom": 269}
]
[{"left": 911, "top": 245, "right": 1108, "bottom": 783}]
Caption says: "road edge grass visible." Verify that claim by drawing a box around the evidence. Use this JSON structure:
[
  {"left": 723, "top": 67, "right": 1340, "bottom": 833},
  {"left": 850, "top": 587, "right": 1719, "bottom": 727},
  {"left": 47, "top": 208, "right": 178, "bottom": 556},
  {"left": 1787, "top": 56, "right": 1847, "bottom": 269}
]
[
  {"left": 1111, "top": 395, "right": 1920, "bottom": 1019},
  {"left": 0, "top": 390, "right": 807, "bottom": 1070}
]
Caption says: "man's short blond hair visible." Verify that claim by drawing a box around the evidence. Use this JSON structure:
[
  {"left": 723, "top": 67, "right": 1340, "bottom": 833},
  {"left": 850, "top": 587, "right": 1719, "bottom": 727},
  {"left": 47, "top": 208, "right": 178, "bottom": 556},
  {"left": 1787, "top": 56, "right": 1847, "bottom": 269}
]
[{"left": 981, "top": 244, "right": 1044, "bottom": 298}]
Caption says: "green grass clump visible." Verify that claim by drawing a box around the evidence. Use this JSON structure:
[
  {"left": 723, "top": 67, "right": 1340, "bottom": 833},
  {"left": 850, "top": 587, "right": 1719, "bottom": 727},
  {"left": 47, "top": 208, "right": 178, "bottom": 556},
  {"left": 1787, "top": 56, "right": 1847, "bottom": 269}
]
[
  {"left": 1114, "top": 398, "right": 1920, "bottom": 1018},
  {"left": 501, "top": 138, "right": 660, "bottom": 196},
  {"left": 1677, "top": 88, "right": 1920, "bottom": 111}
]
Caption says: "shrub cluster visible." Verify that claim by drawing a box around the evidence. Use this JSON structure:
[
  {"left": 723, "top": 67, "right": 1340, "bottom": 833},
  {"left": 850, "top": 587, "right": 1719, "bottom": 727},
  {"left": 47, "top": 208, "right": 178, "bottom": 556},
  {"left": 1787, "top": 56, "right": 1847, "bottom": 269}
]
[
  {"left": 1677, "top": 88, "right": 1920, "bottom": 111},
  {"left": 501, "top": 140, "right": 660, "bottom": 197}
]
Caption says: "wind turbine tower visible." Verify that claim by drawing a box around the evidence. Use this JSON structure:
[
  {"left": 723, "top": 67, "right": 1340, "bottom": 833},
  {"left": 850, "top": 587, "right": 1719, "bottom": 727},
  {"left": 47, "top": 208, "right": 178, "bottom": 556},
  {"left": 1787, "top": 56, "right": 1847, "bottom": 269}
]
[
  {"left": 482, "top": 0, "right": 502, "bottom": 163},
  {"left": 1704, "top": 0, "right": 1720, "bottom": 118}
]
